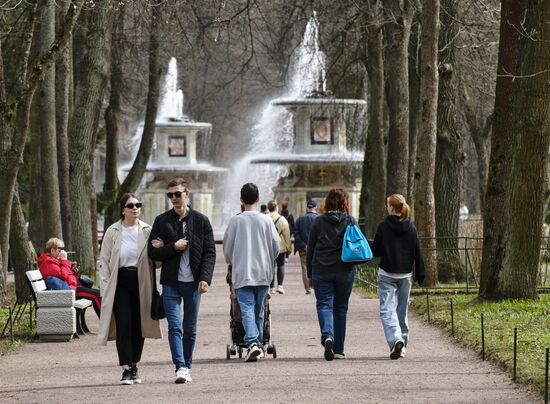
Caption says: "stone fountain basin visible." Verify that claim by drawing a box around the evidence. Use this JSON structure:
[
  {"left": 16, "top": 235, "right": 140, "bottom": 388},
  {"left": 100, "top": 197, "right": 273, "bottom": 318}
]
[{"left": 248, "top": 151, "right": 363, "bottom": 164}]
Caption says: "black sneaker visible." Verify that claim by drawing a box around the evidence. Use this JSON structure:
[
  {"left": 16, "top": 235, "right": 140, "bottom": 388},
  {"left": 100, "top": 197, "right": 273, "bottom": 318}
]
[
  {"left": 120, "top": 368, "right": 133, "bottom": 385},
  {"left": 131, "top": 366, "right": 141, "bottom": 384},
  {"left": 323, "top": 337, "right": 334, "bottom": 361}
]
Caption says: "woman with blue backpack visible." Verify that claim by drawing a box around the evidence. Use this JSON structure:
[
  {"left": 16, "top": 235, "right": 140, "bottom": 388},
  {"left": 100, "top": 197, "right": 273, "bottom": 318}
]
[
  {"left": 307, "top": 188, "right": 357, "bottom": 361},
  {"left": 369, "top": 194, "right": 425, "bottom": 360}
]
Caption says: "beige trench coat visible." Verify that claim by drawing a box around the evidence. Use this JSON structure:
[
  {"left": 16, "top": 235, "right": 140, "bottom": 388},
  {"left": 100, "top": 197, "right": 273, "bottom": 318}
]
[{"left": 96, "top": 219, "right": 162, "bottom": 345}]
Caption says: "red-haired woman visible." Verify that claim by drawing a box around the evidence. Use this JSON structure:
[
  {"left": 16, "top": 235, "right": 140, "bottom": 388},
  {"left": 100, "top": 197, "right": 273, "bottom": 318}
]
[
  {"left": 306, "top": 188, "right": 356, "bottom": 361},
  {"left": 370, "top": 194, "right": 425, "bottom": 360}
]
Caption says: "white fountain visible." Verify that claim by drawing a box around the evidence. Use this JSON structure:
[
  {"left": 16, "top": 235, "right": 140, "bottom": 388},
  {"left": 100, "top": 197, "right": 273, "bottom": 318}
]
[
  {"left": 227, "top": 13, "right": 366, "bottom": 218},
  {"left": 127, "top": 57, "right": 227, "bottom": 226}
]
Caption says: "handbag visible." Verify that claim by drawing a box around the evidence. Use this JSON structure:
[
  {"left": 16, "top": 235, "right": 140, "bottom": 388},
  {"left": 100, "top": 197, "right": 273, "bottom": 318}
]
[
  {"left": 78, "top": 274, "right": 94, "bottom": 288},
  {"left": 341, "top": 218, "right": 373, "bottom": 263},
  {"left": 150, "top": 265, "right": 165, "bottom": 320}
]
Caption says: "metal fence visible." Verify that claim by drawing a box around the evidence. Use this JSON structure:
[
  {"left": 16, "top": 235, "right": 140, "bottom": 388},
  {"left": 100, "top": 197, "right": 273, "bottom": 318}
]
[{"left": 355, "top": 236, "right": 550, "bottom": 294}]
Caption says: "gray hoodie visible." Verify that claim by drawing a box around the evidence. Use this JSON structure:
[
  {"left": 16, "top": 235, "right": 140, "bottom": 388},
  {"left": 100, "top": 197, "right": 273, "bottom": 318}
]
[{"left": 223, "top": 211, "right": 280, "bottom": 289}]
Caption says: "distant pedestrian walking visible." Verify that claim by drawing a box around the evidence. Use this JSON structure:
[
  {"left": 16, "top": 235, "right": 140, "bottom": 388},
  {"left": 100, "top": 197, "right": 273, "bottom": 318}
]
[
  {"left": 307, "top": 189, "right": 356, "bottom": 361},
  {"left": 294, "top": 200, "right": 319, "bottom": 294},
  {"left": 97, "top": 193, "right": 162, "bottom": 385},
  {"left": 223, "top": 183, "right": 280, "bottom": 362},
  {"left": 268, "top": 200, "right": 291, "bottom": 294},
  {"left": 369, "top": 194, "right": 425, "bottom": 360},
  {"left": 147, "top": 177, "right": 216, "bottom": 384},
  {"left": 280, "top": 202, "right": 295, "bottom": 261}
]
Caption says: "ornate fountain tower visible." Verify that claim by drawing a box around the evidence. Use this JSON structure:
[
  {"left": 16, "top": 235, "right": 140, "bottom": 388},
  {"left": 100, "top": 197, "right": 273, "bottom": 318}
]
[
  {"left": 247, "top": 13, "right": 366, "bottom": 217},
  {"left": 130, "top": 58, "right": 227, "bottom": 226}
]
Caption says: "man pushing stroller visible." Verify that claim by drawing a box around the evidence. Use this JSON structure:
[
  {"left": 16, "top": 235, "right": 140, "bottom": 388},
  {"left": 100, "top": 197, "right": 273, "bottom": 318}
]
[{"left": 223, "top": 183, "right": 280, "bottom": 362}]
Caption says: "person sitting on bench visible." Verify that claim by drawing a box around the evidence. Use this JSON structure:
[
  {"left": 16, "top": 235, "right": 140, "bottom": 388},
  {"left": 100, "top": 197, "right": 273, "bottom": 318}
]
[{"left": 37, "top": 237, "right": 101, "bottom": 318}]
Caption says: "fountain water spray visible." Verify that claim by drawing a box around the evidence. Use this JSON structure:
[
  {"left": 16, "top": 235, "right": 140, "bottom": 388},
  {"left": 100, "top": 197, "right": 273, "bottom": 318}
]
[{"left": 224, "top": 13, "right": 327, "bottom": 213}]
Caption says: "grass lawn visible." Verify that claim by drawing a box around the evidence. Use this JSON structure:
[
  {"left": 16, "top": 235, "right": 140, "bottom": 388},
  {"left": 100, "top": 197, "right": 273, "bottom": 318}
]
[
  {"left": 410, "top": 293, "right": 550, "bottom": 396},
  {"left": 0, "top": 305, "right": 33, "bottom": 356}
]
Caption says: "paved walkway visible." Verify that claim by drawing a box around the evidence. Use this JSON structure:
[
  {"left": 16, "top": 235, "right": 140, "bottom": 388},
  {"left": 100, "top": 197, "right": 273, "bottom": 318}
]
[{"left": 0, "top": 246, "right": 537, "bottom": 403}]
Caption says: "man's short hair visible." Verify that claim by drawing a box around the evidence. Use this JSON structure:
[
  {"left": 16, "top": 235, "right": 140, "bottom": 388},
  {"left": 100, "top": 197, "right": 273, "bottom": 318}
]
[
  {"left": 241, "top": 183, "right": 259, "bottom": 205},
  {"left": 281, "top": 201, "right": 289, "bottom": 210},
  {"left": 267, "top": 200, "right": 278, "bottom": 212},
  {"left": 167, "top": 177, "right": 188, "bottom": 189}
]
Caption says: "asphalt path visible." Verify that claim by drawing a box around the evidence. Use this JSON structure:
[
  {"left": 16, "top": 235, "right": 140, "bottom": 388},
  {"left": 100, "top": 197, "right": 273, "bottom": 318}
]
[{"left": 0, "top": 246, "right": 537, "bottom": 403}]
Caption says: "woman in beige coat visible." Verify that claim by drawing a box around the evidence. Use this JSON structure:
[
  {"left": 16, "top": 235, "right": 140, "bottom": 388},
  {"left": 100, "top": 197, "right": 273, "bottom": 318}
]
[{"left": 97, "top": 193, "right": 162, "bottom": 385}]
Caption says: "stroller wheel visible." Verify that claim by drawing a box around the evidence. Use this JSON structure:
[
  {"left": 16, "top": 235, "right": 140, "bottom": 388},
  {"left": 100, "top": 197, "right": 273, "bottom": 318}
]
[
  {"left": 226, "top": 344, "right": 231, "bottom": 360},
  {"left": 272, "top": 343, "right": 277, "bottom": 358},
  {"left": 238, "top": 347, "right": 243, "bottom": 358},
  {"left": 230, "top": 347, "right": 237, "bottom": 355},
  {"left": 266, "top": 346, "right": 273, "bottom": 354}
]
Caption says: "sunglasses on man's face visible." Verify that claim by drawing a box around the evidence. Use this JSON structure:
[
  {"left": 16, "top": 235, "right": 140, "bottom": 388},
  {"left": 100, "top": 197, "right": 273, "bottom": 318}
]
[
  {"left": 125, "top": 203, "right": 142, "bottom": 209},
  {"left": 166, "top": 191, "right": 184, "bottom": 199},
  {"left": 56, "top": 246, "right": 65, "bottom": 251}
]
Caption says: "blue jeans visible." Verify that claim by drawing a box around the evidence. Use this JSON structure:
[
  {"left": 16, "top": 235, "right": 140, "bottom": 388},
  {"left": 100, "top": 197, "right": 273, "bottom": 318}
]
[
  {"left": 235, "top": 286, "right": 269, "bottom": 348},
  {"left": 378, "top": 273, "right": 412, "bottom": 351},
  {"left": 163, "top": 282, "right": 201, "bottom": 370},
  {"left": 45, "top": 276, "right": 70, "bottom": 290},
  {"left": 312, "top": 270, "right": 355, "bottom": 354}
]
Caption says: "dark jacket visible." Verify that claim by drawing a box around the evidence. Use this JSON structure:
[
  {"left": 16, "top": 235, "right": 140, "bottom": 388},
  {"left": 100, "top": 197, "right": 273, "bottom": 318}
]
[
  {"left": 306, "top": 211, "right": 355, "bottom": 278},
  {"left": 294, "top": 211, "right": 319, "bottom": 253},
  {"left": 369, "top": 215, "right": 425, "bottom": 284},
  {"left": 148, "top": 207, "right": 216, "bottom": 286},
  {"left": 280, "top": 208, "right": 295, "bottom": 235}
]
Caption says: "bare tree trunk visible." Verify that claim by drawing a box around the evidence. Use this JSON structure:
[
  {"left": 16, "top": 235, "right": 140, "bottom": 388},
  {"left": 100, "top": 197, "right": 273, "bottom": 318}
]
[
  {"left": 408, "top": 16, "right": 420, "bottom": 208},
  {"left": 37, "top": 0, "right": 63, "bottom": 241},
  {"left": 28, "top": 101, "right": 44, "bottom": 250},
  {"left": 462, "top": 86, "right": 492, "bottom": 214},
  {"left": 0, "top": 1, "right": 82, "bottom": 305},
  {"left": 56, "top": 0, "right": 73, "bottom": 248},
  {"left": 360, "top": 0, "right": 387, "bottom": 238},
  {"left": 69, "top": 1, "right": 112, "bottom": 274},
  {"left": 414, "top": 0, "right": 440, "bottom": 287},
  {"left": 499, "top": 0, "right": 550, "bottom": 300},
  {"left": 10, "top": 186, "right": 36, "bottom": 303},
  {"left": 382, "top": 0, "right": 414, "bottom": 196},
  {"left": 103, "top": 4, "right": 125, "bottom": 231},
  {"left": 478, "top": 0, "right": 527, "bottom": 300},
  {"left": 112, "top": 3, "right": 164, "bottom": 223},
  {"left": 434, "top": 0, "right": 463, "bottom": 283}
]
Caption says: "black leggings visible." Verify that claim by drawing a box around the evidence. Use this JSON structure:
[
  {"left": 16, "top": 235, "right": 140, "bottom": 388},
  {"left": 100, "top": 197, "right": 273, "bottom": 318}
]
[
  {"left": 76, "top": 287, "right": 101, "bottom": 318},
  {"left": 113, "top": 270, "right": 144, "bottom": 366},
  {"left": 270, "top": 253, "right": 286, "bottom": 288}
]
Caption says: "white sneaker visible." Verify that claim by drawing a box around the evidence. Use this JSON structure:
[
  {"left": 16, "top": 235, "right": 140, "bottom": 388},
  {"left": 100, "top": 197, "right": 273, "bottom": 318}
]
[
  {"left": 334, "top": 353, "right": 346, "bottom": 359},
  {"left": 175, "top": 367, "right": 189, "bottom": 384},
  {"left": 244, "top": 345, "right": 262, "bottom": 362},
  {"left": 258, "top": 348, "right": 265, "bottom": 359},
  {"left": 270, "top": 288, "right": 277, "bottom": 294},
  {"left": 390, "top": 339, "right": 404, "bottom": 360},
  {"left": 276, "top": 285, "right": 285, "bottom": 294}
]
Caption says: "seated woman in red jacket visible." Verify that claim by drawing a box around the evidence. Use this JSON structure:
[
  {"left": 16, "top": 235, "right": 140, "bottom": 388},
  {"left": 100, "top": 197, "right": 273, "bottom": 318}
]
[{"left": 37, "top": 237, "right": 101, "bottom": 317}]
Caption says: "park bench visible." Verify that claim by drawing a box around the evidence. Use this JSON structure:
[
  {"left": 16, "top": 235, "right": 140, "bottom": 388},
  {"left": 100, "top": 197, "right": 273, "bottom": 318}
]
[{"left": 25, "top": 270, "right": 92, "bottom": 341}]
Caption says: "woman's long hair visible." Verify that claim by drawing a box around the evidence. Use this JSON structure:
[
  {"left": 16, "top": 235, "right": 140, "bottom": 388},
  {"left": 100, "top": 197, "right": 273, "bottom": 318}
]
[
  {"left": 387, "top": 194, "right": 410, "bottom": 221},
  {"left": 324, "top": 188, "right": 350, "bottom": 214}
]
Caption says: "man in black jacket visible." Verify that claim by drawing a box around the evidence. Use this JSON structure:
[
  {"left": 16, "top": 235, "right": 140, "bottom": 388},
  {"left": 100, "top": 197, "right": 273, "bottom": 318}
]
[{"left": 148, "top": 177, "right": 215, "bottom": 384}]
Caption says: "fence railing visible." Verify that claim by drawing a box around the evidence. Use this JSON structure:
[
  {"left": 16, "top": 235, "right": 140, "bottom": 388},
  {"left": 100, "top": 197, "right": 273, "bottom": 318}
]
[{"left": 355, "top": 236, "right": 550, "bottom": 294}]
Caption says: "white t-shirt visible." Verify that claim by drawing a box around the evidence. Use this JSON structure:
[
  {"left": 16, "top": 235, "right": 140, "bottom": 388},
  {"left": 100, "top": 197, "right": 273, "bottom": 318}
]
[
  {"left": 119, "top": 225, "right": 139, "bottom": 268},
  {"left": 178, "top": 221, "right": 194, "bottom": 282},
  {"left": 378, "top": 268, "right": 412, "bottom": 279}
]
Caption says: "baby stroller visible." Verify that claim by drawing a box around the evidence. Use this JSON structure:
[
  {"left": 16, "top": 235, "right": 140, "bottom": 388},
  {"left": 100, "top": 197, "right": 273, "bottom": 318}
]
[{"left": 225, "top": 266, "right": 277, "bottom": 359}]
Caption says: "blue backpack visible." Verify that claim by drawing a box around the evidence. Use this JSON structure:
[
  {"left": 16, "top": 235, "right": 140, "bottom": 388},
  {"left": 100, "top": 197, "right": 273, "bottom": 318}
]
[{"left": 341, "top": 219, "right": 373, "bottom": 263}]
